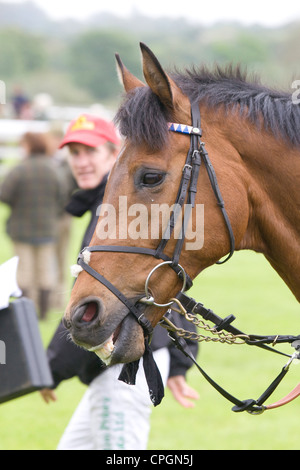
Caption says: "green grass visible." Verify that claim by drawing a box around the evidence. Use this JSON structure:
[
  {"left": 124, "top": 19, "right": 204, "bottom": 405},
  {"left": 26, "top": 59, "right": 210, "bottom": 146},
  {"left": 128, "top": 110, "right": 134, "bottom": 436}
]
[
  {"left": 0, "top": 199, "right": 299, "bottom": 450},
  {"left": 149, "top": 252, "right": 300, "bottom": 450}
]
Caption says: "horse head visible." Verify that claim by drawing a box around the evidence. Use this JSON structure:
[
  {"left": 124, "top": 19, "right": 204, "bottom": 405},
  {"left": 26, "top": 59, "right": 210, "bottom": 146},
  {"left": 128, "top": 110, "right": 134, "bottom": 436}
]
[{"left": 64, "top": 43, "right": 300, "bottom": 366}]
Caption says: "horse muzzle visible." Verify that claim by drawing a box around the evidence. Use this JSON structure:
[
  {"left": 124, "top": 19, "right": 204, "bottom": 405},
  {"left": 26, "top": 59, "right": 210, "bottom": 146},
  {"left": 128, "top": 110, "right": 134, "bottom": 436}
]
[{"left": 64, "top": 296, "right": 146, "bottom": 365}]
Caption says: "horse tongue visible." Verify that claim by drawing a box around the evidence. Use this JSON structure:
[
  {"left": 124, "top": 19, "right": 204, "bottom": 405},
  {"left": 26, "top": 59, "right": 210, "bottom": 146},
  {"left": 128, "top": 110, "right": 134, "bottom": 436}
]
[{"left": 82, "top": 302, "right": 98, "bottom": 322}]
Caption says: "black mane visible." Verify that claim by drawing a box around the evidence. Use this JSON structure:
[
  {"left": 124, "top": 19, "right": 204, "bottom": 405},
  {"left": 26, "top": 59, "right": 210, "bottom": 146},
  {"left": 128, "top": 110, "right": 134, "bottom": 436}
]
[
  {"left": 115, "top": 86, "right": 171, "bottom": 151},
  {"left": 114, "top": 65, "right": 300, "bottom": 149}
]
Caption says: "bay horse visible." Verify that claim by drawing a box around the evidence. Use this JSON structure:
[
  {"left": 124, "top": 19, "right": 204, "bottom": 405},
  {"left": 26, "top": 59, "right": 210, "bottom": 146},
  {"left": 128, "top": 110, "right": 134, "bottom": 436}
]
[{"left": 64, "top": 43, "right": 300, "bottom": 377}]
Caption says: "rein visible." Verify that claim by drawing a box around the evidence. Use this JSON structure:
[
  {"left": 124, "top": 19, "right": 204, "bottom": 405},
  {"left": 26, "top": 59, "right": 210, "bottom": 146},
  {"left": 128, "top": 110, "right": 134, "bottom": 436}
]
[
  {"left": 76, "top": 100, "right": 300, "bottom": 414},
  {"left": 161, "top": 292, "right": 300, "bottom": 414}
]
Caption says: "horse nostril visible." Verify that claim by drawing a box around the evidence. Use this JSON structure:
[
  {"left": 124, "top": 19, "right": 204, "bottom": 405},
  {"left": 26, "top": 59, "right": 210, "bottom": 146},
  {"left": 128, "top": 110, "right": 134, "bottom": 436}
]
[
  {"left": 63, "top": 317, "right": 72, "bottom": 330},
  {"left": 71, "top": 298, "right": 102, "bottom": 328},
  {"left": 81, "top": 301, "right": 98, "bottom": 323}
]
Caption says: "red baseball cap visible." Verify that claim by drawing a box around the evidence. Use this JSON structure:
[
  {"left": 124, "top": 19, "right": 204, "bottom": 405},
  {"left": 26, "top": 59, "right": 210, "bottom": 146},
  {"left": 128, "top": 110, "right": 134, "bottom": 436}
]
[{"left": 59, "top": 114, "right": 120, "bottom": 149}]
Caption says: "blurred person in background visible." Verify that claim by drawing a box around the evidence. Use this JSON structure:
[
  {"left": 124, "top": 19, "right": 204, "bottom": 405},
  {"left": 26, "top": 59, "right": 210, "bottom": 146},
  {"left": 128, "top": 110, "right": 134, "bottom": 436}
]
[
  {"left": 45, "top": 125, "right": 77, "bottom": 309},
  {"left": 11, "top": 85, "right": 32, "bottom": 119},
  {"left": 41, "top": 114, "right": 199, "bottom": 450},
  {"left": 0, "top": 132, "right": 65, "bottom": 319}
]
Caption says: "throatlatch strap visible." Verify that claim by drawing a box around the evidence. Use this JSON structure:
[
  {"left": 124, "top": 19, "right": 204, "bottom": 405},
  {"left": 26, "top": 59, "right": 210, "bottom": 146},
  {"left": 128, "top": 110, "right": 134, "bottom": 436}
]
[{"left": 200, "top": 144, "right": 235, "bottom": 263}]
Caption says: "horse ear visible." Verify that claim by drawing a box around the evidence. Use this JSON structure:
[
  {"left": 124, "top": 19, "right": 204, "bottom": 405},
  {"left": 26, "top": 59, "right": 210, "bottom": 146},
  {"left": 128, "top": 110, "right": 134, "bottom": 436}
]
[
  {"left": 140, "top": 42, "right": 187, "bottom": 113},
  {"left": 115, "top": 53, "right": 145, "bottom": 92}
]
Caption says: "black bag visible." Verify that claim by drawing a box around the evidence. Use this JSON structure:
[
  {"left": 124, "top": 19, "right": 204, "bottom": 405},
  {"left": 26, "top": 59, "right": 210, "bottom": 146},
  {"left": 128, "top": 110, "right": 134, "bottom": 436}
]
[{"left": 0, "top": 297, "right": 53, "bottom": 404}]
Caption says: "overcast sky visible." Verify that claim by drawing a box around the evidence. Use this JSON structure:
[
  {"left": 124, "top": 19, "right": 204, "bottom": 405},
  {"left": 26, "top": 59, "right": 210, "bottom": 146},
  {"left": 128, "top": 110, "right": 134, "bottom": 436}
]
[{"left": 7, "top": 0, "right": 300, "bottom": 26}]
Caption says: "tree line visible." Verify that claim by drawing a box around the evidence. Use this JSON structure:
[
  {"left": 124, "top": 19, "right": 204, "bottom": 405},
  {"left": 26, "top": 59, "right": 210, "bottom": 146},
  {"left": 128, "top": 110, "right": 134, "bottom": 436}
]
[{"left": 0, "top": 20, "right": 300, "bottom": 107}]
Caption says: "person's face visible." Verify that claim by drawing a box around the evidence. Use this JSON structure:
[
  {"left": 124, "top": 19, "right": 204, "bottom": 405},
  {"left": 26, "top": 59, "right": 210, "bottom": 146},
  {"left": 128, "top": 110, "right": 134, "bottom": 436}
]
[{"left": 67, "top": 142, "right": 117, "bottom": 190}]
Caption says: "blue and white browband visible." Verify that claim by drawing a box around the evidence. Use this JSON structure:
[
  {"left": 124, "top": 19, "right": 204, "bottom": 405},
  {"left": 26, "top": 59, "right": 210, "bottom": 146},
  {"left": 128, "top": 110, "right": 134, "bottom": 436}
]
[{"left": 167, "top": 122, "right": 202, "bottom": 136}]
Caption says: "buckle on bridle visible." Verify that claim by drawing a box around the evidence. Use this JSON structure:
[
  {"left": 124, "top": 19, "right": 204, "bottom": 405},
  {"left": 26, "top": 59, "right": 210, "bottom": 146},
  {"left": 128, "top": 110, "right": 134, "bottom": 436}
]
[{"left": 182, "top": 163, "right": 192, "bottom": 173}]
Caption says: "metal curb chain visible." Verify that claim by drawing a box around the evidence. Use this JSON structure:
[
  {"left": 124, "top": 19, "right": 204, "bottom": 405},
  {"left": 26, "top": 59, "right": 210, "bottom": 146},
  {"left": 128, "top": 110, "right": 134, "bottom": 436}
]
[{"left": 160, "top": 297, "right": 250, "bottom": 345}]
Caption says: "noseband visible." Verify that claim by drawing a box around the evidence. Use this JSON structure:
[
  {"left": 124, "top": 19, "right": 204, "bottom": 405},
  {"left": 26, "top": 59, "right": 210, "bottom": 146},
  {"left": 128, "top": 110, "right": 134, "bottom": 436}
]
[{"left": 76, "top": 101, "right": 235, "bottom": 337}]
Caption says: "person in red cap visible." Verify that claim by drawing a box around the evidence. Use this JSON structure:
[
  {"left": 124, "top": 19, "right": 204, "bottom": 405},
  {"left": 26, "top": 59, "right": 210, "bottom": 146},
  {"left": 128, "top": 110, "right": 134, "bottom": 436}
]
[
  {"left": 41, "top": 114, "right": 199, "bottom": 450},
  {"left": 59, "top": 114, "right": 120, "bottom": 190}
]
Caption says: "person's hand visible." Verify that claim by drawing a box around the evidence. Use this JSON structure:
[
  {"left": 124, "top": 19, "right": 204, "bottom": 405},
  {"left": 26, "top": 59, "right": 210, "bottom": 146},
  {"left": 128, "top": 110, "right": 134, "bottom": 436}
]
[
  {"left": 40, "top": 388, "right": 57, "bottom": 404},
  {"left": 167, "top": 375, "right": 199, "bottom": 408}
]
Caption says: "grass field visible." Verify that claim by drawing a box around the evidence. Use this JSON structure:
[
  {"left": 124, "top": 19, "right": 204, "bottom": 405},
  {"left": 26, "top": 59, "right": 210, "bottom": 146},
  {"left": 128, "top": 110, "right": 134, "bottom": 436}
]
[{"left": 0, "top": 195, "right": 299, "bottom": 450}]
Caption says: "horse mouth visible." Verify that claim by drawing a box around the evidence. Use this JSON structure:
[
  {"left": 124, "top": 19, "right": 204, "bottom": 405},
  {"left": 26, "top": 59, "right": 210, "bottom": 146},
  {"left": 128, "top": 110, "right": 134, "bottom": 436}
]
[
  {"left": 87, "top": 313, "right": 145, "bottom": 366},
  {"left": 68, "top": 297, "right": 146, "bottom": 365},
  {"left": 87, "top": 321, "right": 123, "bottom": 365}
]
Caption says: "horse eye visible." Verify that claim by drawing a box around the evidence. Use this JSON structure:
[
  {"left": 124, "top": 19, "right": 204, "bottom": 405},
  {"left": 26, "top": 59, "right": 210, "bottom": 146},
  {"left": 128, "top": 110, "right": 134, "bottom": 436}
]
[{"left": 142, "top": 173, "right": 165, "bottom": 187}]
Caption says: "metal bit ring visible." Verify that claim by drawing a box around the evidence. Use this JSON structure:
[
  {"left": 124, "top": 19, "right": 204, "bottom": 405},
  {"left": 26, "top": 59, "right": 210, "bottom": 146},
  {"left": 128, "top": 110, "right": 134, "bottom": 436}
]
[{"left": 141, "top": 261, "right": 187, "bottom": 308}]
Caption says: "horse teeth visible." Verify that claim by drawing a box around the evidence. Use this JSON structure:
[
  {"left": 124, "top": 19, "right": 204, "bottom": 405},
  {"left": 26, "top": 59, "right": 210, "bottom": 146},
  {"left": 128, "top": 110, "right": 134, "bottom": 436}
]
[{"left": 93, "top": 335, "right": 114, "bottom": 365}]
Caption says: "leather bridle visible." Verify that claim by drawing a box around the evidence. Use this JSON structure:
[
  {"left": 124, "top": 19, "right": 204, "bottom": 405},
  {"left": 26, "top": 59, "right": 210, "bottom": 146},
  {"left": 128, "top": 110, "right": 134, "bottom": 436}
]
[
  {"left": 77, "top": 101, "right": 235, "bottom": 337},
  {"left": 75, "top": 100, "right": 300, "bottom": 414}
]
